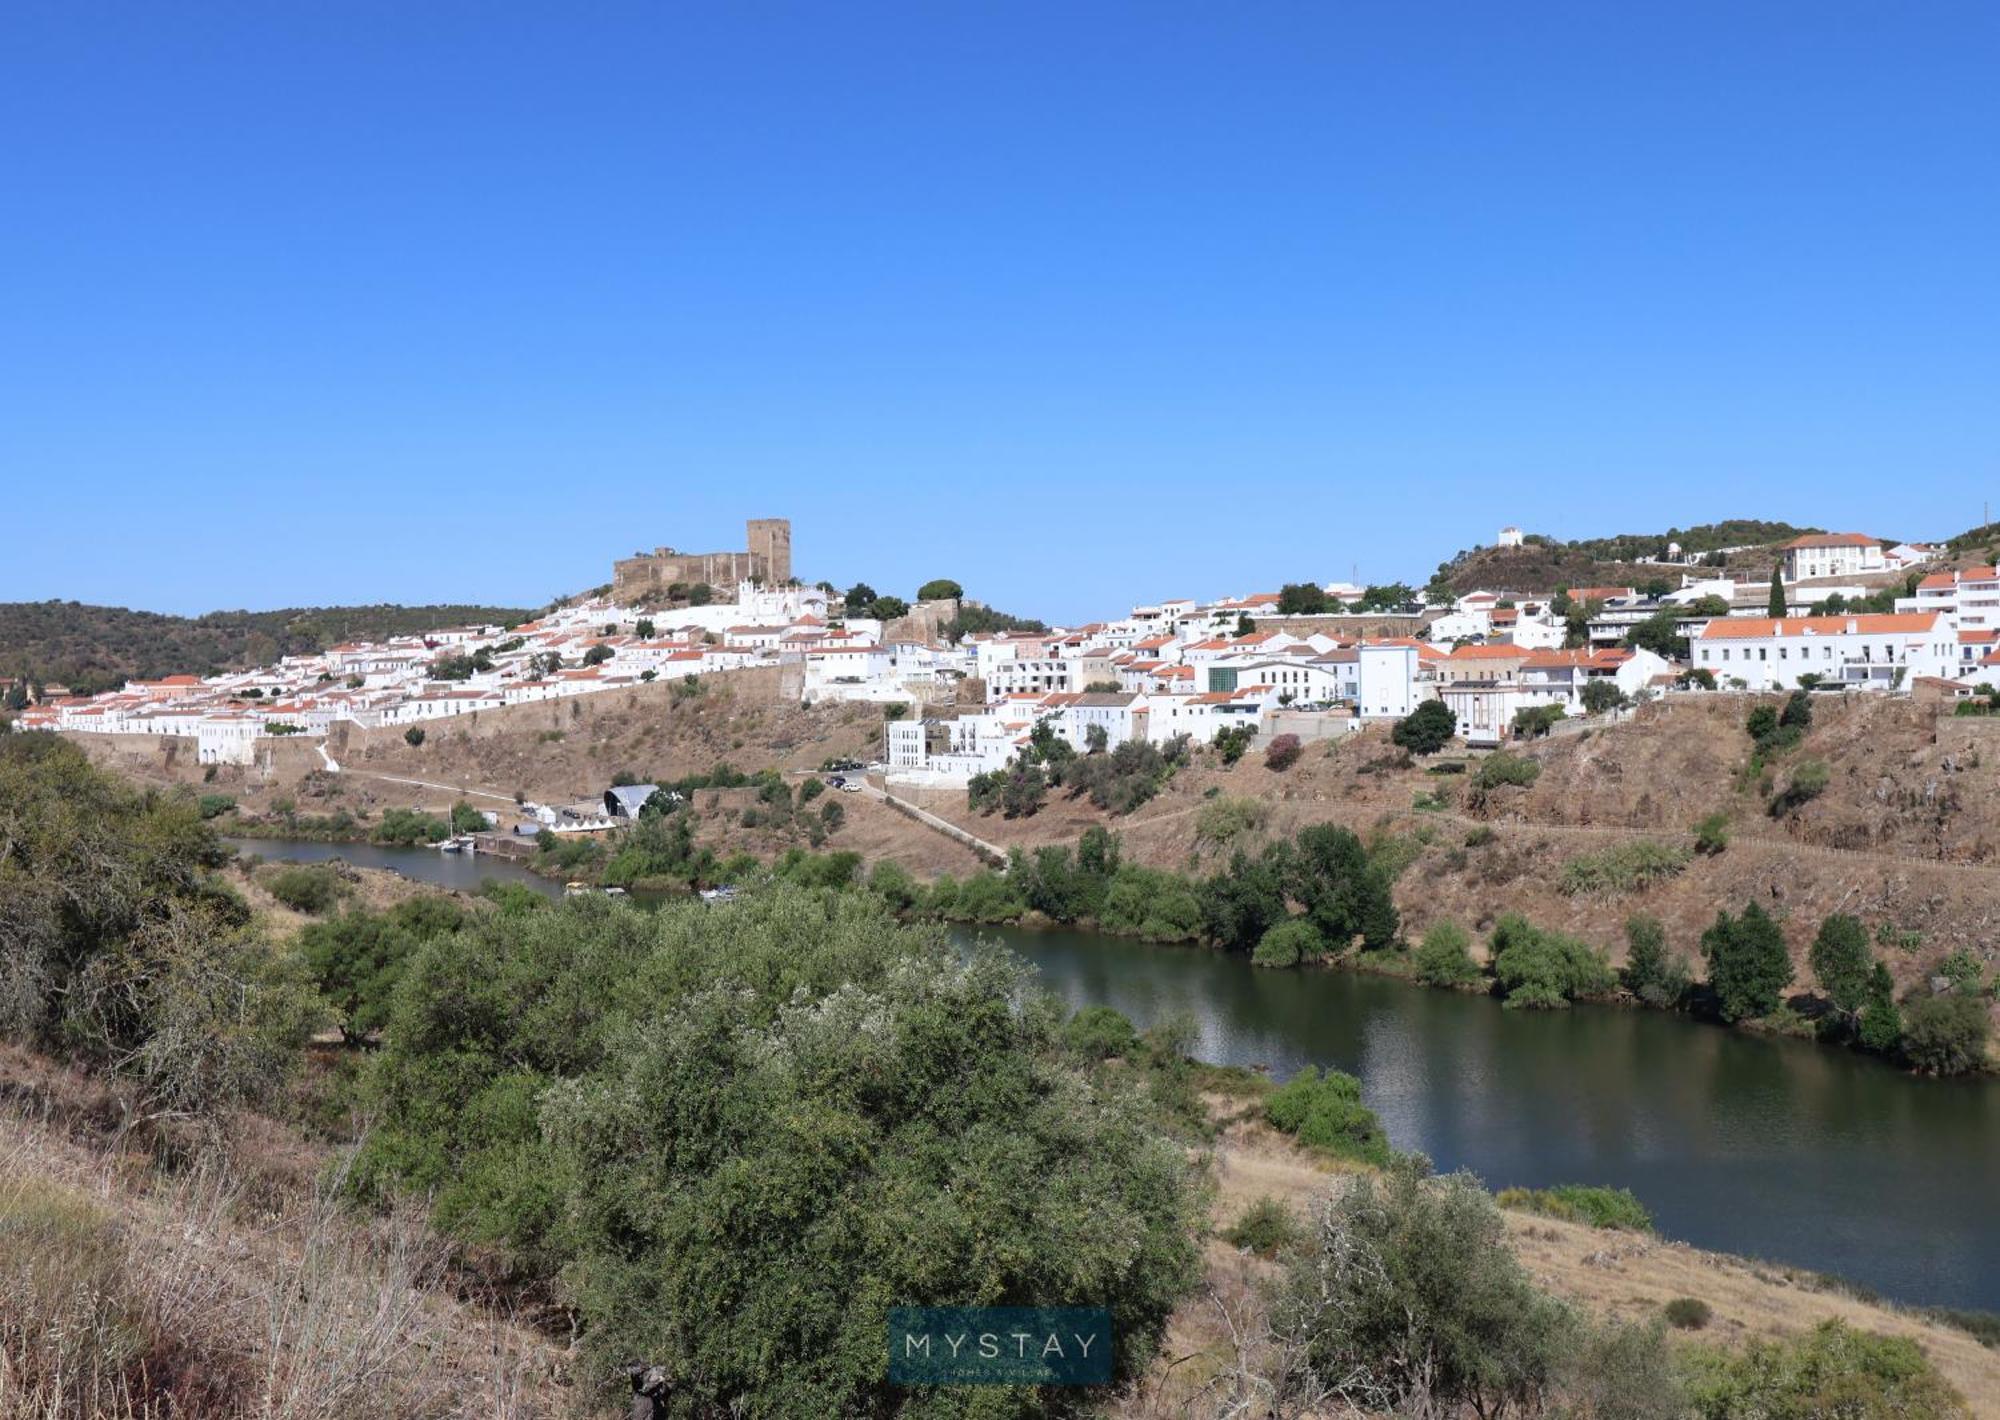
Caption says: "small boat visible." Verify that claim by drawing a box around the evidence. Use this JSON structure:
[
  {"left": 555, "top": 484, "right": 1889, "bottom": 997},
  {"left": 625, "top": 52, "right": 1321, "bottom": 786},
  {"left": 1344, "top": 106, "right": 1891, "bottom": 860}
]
[{"left": 438, "top": 834, "right": 478, "bottom": 854}]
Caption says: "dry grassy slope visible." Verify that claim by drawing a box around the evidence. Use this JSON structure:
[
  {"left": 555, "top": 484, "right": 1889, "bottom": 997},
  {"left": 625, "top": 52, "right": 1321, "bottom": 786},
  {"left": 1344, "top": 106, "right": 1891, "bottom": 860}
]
[
  {"left": 900, "top": 697, "right": 2000, "bottom": 1002},
  {"left": 1125, "top": 1106, "right": 2000, "bottom": 1419}
]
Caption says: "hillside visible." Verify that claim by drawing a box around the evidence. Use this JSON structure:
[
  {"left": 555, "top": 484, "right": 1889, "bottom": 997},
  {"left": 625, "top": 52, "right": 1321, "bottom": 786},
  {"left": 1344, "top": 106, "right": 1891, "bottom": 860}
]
[
  {"left": 0, "top": 599, "right": 535, "bottom": 694},
  {"left": 1433, "top": 520, "right": 1824, "bottom": 596}
]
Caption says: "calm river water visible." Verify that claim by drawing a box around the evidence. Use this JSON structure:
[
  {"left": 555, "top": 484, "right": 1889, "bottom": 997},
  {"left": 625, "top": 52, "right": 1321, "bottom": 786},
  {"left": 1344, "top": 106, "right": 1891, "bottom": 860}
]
[{"left": 233, "top": 839, "right": 2000, "bottom": 1312}]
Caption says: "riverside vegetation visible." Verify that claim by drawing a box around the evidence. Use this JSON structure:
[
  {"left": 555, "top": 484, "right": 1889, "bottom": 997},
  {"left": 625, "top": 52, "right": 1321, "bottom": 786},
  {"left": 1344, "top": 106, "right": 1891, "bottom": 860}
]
[{"left": 3, "top": 730, "right": 1987, "bottom": 1416}]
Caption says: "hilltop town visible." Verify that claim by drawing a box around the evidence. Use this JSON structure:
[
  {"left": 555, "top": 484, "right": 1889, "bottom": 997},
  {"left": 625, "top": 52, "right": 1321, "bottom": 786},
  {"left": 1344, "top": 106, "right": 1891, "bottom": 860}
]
[{"left": 9, "top": 519, "right": 1992, "bottom": 795}]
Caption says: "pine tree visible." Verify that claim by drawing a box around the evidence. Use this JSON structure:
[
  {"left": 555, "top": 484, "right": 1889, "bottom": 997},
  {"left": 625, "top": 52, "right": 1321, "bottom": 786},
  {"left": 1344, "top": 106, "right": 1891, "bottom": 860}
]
[{"left": 1768, "top": 566, "right": 1787, "bottom": 618}]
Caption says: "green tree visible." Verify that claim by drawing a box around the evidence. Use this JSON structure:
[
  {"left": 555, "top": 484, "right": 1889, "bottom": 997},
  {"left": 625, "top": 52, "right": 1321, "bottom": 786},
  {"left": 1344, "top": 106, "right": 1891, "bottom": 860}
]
[
  {"left": 581, "top": 643, "right": 614, "bottom": 666},
  {"left": 1580, "top": 679, "right": 1628, "bottom": 714},
  {"left": 1857, "top": 965, "right": 1905, "bottom": 1054},
  {"left": 1391, "top": 699, "right": 1457, "bottom": 755},
  {"left": 1809, "top": 914, "right": 1874, "bottom": 1028},
  {"left": 1623, "top": 914, "right": 1690, "bottom": 1008},
  {"left": 1263, "top": 1066, "right": 1390, "bottom": 1163},
  {"left": 915, "top": 578, "right": 963, "bottom": 601},
  {"left": 1198, "top": 844, "right": 1292, "bottom": 953},
  {"left": 1277, "top": 582, "right": 1329, "bottom": 615},
  {"left": 403, "top": 726, "right": 426, "bottom": 747},
  {"left": 869, "top": 595, "right": 909, "bottom": 620},
  {"left": 842, "top": 581, "right": 877, "bottom": 610},
  {"left": 1768, "top": 566, "right": 1787, "bottom": 618},
  {"left": 633, "top": 618, "right": 655, "bottom": 638},
  {"left": 1288, "top": 824, "right": 1398, "bottom": 954},
  {"left": 1702, "top": 903, "right": 1794, "bottom": 1022},
  {"left": 1624, "top": 608, "right": 1689, "bottom": 659}
]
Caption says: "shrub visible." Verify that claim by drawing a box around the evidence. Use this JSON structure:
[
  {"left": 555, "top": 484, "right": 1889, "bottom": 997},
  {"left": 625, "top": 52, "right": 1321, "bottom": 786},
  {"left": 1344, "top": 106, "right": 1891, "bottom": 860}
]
[
  {"left": 798, "top": 776, "right": 825, "bottom": 802},
  {"left": 1496, "top": 1184, "right": 1654, "bottom": 1231},
  {"left": 1900, "top": 995, "right": 1990, "bottom": 1077},
  {"left": 1681, "top": 1320, "right": 1962, "bottom": 1419},
  {"left": 1473, "top": 751, "right": 1541, "bottom": 792},
  {"left": 1194, "top": 794, "right": 1268, "bottom": 849},
  {"left": 1556, "top": 839, "right": 1691, "bottom": 896},
  {"left": 1064, "top": 1004, "right": 1141, "bottom": 1060},
  {"left": 1463, "top": 824, "right": 1496, "bottom": 848},
  {"left": 1212, "top": 724, "right": 1256, "bottom": 765},
  {"left": 1253, "top": 917, "right": 1325, "bottom": 968},
  {"left": 1769, "top": 758, "right": 1830, "bottom": 816},
  {"left": 1512, "top": 703, "right": 1568, "bottom": 739},
  {"left": 1693, "top": 811, "right": 1731, "bottom": 855},
  {"left": 1391, "top": 699, "right": 1457, "bottom": 754},
  {"left": 403, "top": 726, "right": 425, "bottom": 747},
  {"left": 1264, "top": 733, "right": 1303, "bottom": 771},
  {"left": 448, "top": 800, "right": 488, "bottom": 835},
  {"left": 1264, "top": 1066, "right": 1391, "bottom": 1165},
  {"left": 361, "top": 889, "right": 1203, "bottom": 1411},
  {"left": 266, "top": 864, "right": 344, "bottom": 915},
  {"left": 1664, "top": 1297, "right": 1713, "bottom": 1330},
  {"left": 1272, "top": 1157, "right": 1578, "bottom": 1417},
  {"left": 196, "top": 792, "right": 236, "bottom": 819},
  {"left": 1412, "top": 921, "right": 1482, "bottom": 987},
  {"left": 1491, "top": 916, "right": 1615, "bottom": 1009},
  {"left": 1223, "top": 1196, "right": 1302, "bottom": 1258}
]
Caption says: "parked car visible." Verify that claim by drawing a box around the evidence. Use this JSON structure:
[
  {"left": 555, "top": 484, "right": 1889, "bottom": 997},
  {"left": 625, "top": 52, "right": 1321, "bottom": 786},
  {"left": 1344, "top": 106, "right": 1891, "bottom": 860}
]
[
  {"left": 828, "top": 775, "right": 846, "bottom": 787},
  {"left": 840, "top": 781, "right": 863, "bottom": 793}
]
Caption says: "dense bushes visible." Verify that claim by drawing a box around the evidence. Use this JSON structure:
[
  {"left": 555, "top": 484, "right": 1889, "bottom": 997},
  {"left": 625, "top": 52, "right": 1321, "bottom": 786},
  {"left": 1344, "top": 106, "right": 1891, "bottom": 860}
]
[
  {"left": 1682, "top": 1320, "right": 1963, "bottom": 1418},
  {"left": 1491, "top": 915, "right": 1616, "bottom": 1009},
  {"left": 371, "top": 807, "right": 450, "bottom": 845},
  {"left": 358, "top": 888, "right": 1204, "bottom": 1412},
  {"left": 1253, "top": 918, "right": 1324, "bottom": 968},
  {"left": 1412, "top": 921, "right": 1481, "bottom": 986},
  {"left": 1472, "top": 750, "right": 1541, "bottom": 794},
  {"left": 1264, "top": 1067, "right": 1391, "bottom": 1165},
  {"left": 1496, "top": 1184, "right": 1654, "bottom": 1231},
  {"left": 1900, "top": 995, "right": 1991, "bottom": 1077},
  {"left": 265, "top": 863, "right": 345, "bottom": 914},
  {"left": 298, "top": 897, "right": 468, "bottom": 1042},
  {"left": 0, "top": 734, "right": 317, "bottom": 1116}
]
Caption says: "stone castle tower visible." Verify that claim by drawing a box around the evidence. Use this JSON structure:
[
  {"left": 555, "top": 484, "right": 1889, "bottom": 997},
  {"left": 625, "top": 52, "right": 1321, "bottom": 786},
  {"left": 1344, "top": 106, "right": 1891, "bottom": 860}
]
[
  {"left": 612, "top": 518, "right": 793, "bottom": 602},
  {"left": 745, "top": 517, "right": 792, "bottom": 585}
]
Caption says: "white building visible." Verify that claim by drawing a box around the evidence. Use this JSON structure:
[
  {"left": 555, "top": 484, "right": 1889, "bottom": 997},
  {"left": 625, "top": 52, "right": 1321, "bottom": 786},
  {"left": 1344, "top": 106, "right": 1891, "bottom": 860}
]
[
  {"left": 1693, "top": 613, "right": 1954, "bottom": 691},
  {"left": 1902, "top": 566, "right": 2000, "bottom": 631},
  {"left": 1780, "top": 533, "right": 1886, "bottom": 583}
]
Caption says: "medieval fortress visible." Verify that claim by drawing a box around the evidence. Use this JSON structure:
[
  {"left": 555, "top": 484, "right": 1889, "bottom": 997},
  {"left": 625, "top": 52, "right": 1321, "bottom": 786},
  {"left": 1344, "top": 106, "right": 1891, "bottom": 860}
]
[{"left": 611, "top": 518, "right": 792, "bottom": 602}]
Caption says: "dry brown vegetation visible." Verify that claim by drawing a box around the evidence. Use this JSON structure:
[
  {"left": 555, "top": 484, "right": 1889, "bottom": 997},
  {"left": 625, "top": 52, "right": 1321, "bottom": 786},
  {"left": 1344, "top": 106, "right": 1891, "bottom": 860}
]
[{"left": 0, "top": 1047, "right": 566, "bottom": 1420}]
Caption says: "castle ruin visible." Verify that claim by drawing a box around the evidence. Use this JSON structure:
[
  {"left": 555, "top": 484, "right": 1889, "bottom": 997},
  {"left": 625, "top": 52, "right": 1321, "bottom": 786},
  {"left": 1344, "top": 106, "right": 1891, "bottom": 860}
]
[{"left": 612, "top": 518, "right": 792, "bottom": 602}]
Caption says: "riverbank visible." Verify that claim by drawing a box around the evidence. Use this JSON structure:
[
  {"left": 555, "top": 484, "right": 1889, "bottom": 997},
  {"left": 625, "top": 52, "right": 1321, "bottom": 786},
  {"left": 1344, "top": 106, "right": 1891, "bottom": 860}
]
[{"left": 1132, "top": 1096, "right": 2000, "bottom": 1418}]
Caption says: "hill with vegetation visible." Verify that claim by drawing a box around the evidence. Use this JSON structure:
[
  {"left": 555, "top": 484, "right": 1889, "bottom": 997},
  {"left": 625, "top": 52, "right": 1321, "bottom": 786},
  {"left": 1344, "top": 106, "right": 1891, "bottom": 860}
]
[
  {"left": 0, "top": 599, "right": 534, "bottom": 694},
  {"left": 1431, "top": 520, "right": 1826, "bottom": 596}
]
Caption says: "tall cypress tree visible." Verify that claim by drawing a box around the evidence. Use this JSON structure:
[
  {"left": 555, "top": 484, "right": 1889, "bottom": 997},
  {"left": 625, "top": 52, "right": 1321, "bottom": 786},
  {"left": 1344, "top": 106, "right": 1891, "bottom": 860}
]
[{"left": 1768, "top": 566, "right": 1787, "bottom": 618}]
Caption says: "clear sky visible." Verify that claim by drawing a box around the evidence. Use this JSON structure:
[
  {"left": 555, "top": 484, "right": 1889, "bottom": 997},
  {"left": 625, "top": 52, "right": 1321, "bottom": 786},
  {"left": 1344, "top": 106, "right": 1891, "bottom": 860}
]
[{"left": 4, "top": 3, "right": 1996, "bottom": 622}]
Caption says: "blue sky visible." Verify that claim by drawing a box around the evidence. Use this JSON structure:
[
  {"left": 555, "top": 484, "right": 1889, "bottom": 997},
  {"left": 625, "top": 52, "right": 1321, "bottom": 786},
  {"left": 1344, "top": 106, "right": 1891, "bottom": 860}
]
[{"left": 4, "top": 3, "right": 1996, "bottom": 622}]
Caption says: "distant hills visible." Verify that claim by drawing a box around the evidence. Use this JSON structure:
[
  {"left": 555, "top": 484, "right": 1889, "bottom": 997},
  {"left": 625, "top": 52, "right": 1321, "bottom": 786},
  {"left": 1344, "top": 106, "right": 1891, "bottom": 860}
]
[
  {"left": 0, "top": 600, "right": 533, "bottom": 695},
  {"left": 1432, "top": 521, "right": 1827, "bottom": 596}
]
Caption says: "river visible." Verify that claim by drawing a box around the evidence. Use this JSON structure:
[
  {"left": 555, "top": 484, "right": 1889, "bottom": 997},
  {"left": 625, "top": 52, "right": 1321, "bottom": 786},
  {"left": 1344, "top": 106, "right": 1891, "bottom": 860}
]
[{"left": 232, "top": 838, "right": 2000, "bottom": 1313}]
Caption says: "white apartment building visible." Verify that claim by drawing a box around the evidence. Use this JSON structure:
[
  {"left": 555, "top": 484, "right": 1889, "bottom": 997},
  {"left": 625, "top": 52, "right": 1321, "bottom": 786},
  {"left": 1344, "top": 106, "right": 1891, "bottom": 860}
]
[
  {"left": 1902, "top": 566, "right": 2000, "bottom": 631},
  {"left": 1780, "top": 533, "right": 1886, "bottom": 583},
  {"left": 1693, "top": 613, "right": 1954, "bottom": 691}
]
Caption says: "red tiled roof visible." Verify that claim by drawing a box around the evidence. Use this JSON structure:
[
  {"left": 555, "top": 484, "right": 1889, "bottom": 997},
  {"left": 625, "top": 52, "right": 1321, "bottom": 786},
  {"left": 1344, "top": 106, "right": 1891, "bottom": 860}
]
[{"left": 1699, "top": 613, "right": 1941, "bottom": 639}]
